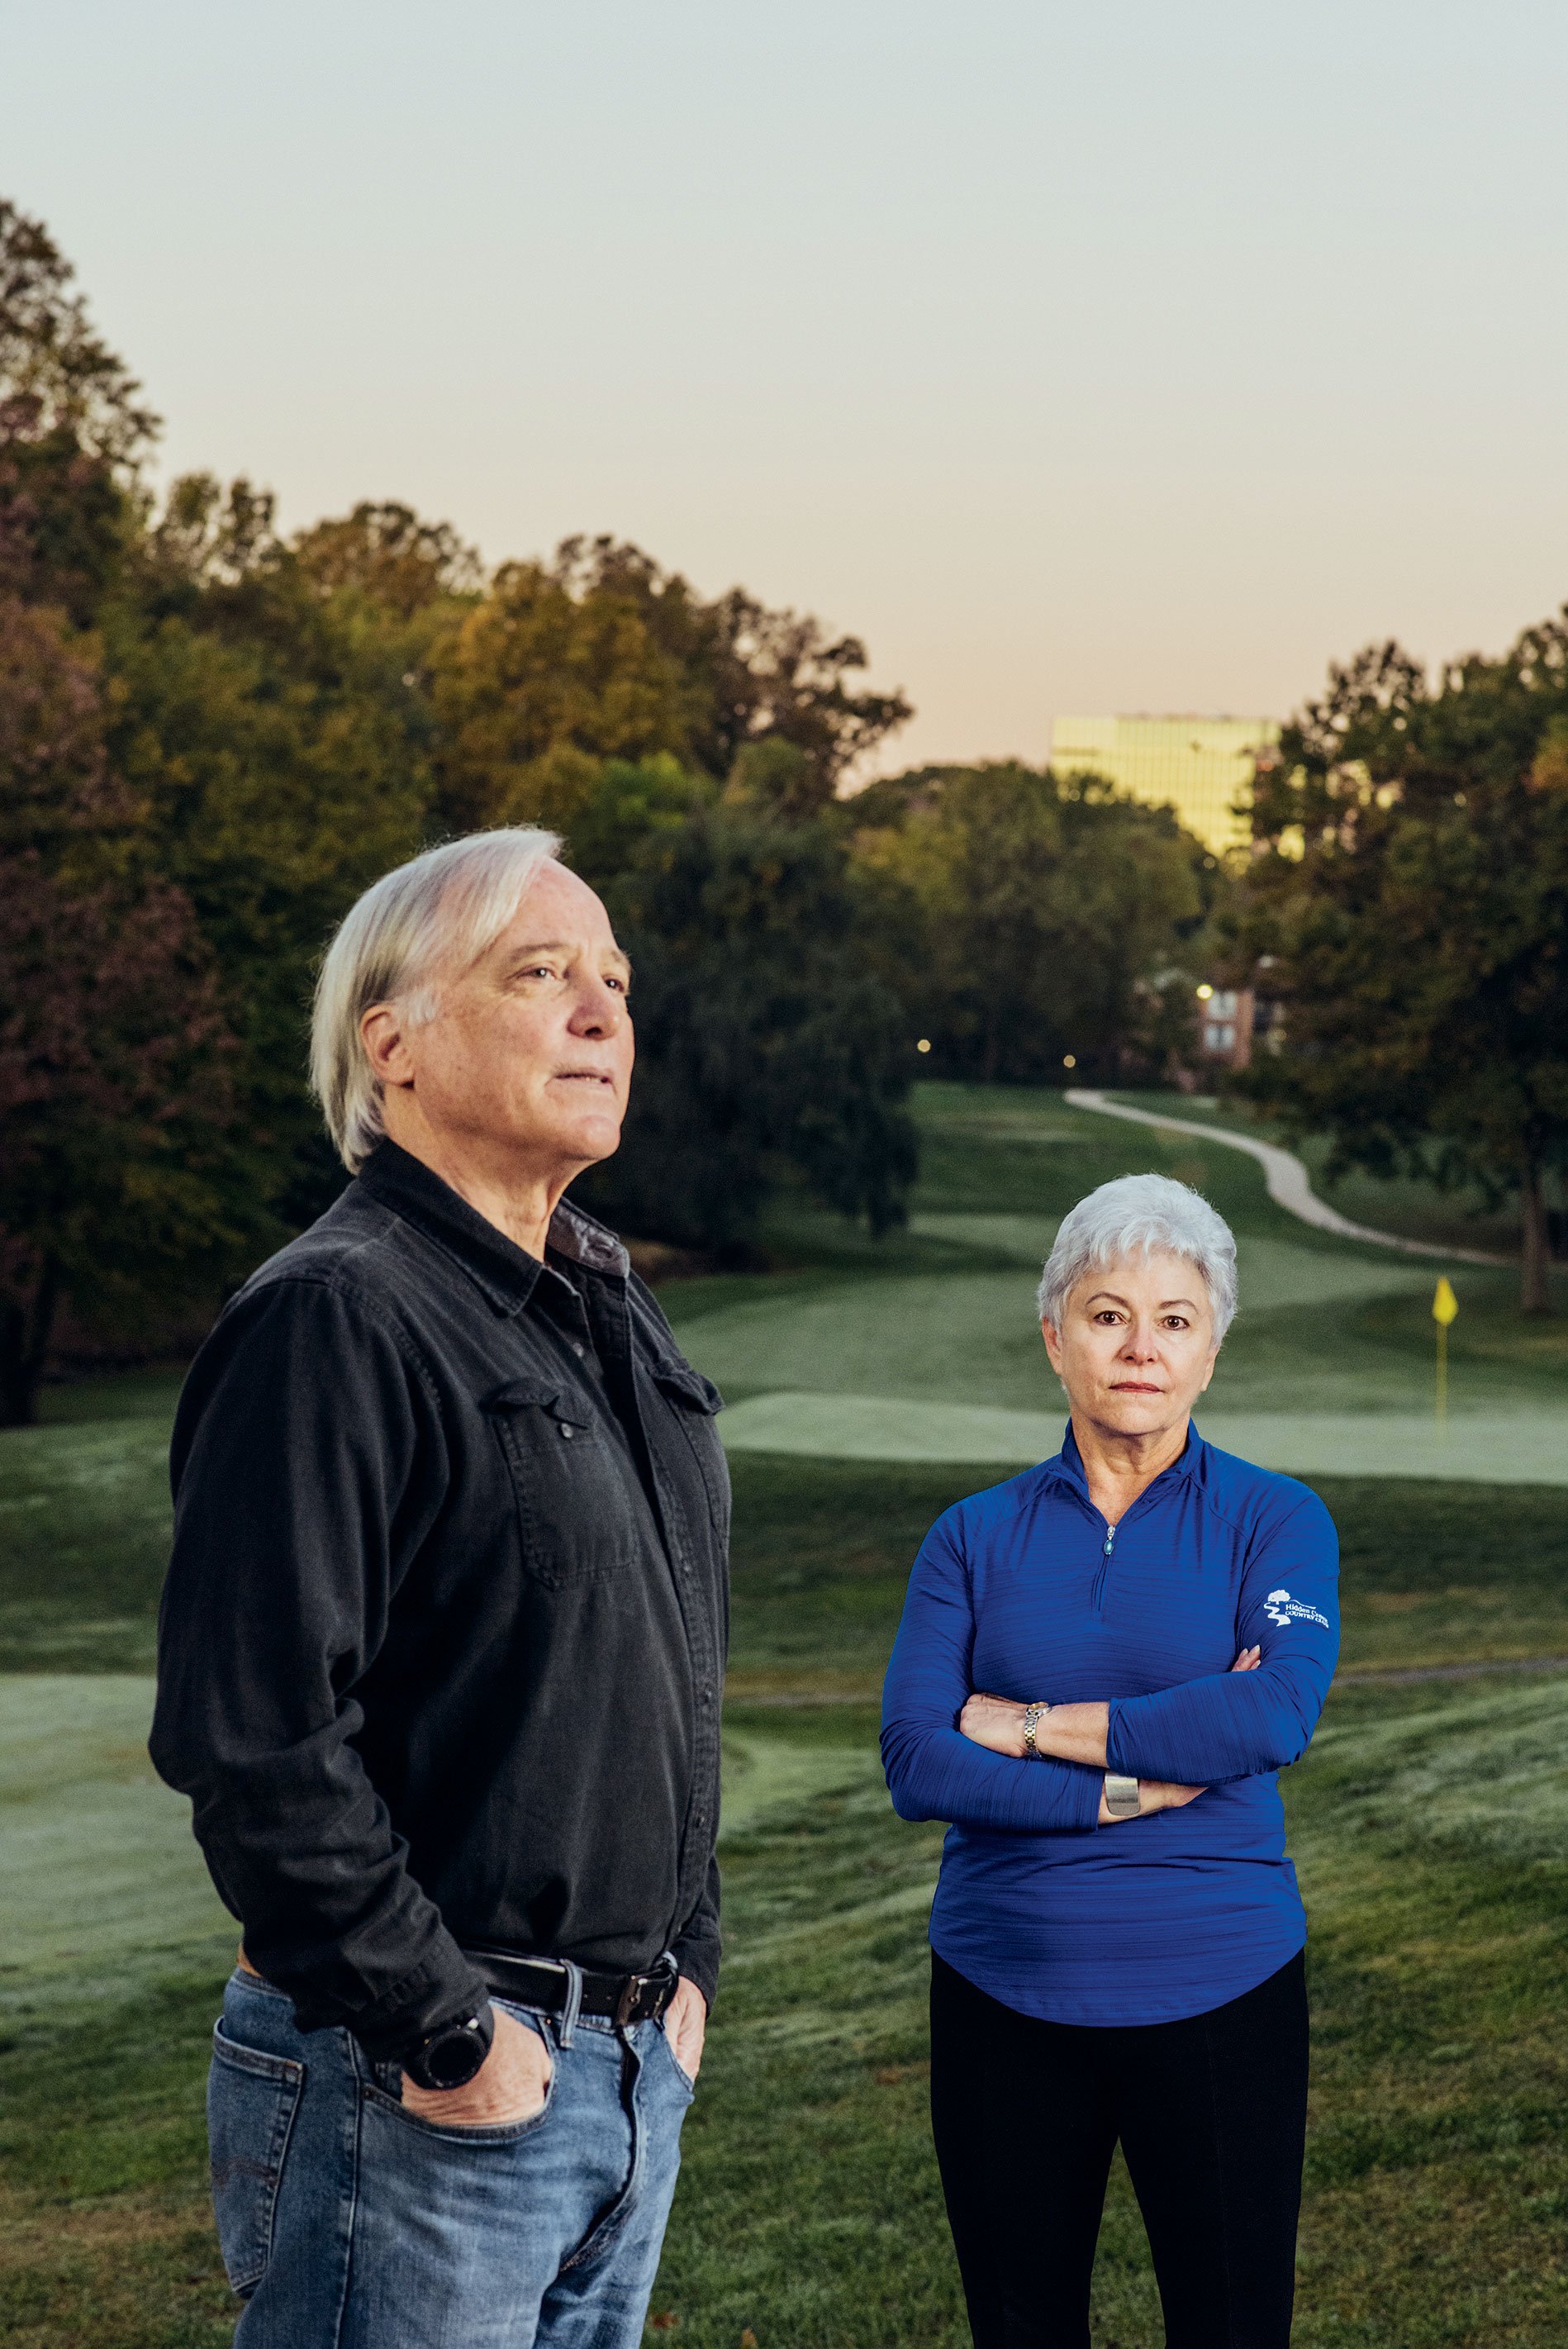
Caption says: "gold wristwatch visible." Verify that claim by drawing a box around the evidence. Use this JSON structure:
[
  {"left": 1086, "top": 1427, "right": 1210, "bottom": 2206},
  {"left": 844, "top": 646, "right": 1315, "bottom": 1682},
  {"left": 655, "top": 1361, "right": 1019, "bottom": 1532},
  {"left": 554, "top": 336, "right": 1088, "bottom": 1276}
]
[
  {"left": 1021, "top": 1702, "right": 1050, "bottom": 1759},
  {"left": 1104, "top": 1773, "right": 1141, "bottom": 1819}
]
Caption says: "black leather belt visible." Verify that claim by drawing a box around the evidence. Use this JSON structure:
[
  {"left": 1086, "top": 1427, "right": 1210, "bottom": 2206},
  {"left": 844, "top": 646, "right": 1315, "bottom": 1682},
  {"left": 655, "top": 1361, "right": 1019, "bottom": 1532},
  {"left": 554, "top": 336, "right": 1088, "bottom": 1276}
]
[{"left": 463, "top": 1946, "right": 679, "bottom": 2028}]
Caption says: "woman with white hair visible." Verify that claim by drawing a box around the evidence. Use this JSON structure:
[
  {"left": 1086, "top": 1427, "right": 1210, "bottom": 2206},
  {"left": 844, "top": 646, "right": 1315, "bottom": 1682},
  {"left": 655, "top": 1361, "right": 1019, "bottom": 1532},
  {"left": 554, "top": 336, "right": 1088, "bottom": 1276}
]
[{"left": 882, "top": 1173, "right": 1339, "bottom": 2349}]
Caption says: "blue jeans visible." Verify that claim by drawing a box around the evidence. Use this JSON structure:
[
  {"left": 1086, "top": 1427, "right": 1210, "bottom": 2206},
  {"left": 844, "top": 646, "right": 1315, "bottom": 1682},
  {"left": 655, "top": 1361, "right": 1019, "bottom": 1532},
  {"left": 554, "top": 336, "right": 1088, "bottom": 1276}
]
[{"left": 208, "top": 1968, "right": 695, "bottom": 2348}]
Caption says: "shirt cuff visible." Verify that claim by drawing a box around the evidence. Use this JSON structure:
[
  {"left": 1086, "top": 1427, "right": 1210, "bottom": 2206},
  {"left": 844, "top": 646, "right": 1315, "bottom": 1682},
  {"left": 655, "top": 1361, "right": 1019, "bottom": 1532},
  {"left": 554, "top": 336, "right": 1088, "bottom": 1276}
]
[
  {"left": 292, "top": 1943, "right": 493, "bottom": 2064},
  {"left": 669, "top": 1925, "right": 720, "bottom": 2012}
]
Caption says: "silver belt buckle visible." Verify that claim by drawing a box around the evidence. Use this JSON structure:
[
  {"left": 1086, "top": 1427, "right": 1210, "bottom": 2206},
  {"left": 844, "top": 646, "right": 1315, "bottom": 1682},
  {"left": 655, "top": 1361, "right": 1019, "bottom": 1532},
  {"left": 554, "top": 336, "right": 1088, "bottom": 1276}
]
[{"left": 616, "top": 1954, "right": 677, "bottom": 2028}]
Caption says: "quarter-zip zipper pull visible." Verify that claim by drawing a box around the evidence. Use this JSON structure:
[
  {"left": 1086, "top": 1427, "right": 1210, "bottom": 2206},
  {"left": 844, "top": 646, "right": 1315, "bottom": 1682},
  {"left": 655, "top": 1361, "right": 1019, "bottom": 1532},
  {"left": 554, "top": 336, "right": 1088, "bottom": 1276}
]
[{"left": 1090, "top": 1517, "right": 1118, "bottom": 1615}]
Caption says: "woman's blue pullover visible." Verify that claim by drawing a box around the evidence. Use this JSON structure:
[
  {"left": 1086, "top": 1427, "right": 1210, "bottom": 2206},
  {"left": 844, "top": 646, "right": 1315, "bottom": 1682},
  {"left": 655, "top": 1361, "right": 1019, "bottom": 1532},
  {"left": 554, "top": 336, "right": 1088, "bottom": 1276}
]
[{"left": 881, "top": 1424, "right": 1339, "bottom": 2026}]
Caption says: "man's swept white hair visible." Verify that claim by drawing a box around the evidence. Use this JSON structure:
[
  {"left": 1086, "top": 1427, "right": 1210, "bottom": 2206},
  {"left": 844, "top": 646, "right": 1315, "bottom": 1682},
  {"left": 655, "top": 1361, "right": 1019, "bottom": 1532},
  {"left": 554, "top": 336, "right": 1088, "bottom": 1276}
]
[
  {"left": 311, "top": 826, "right": 562, "bottom": 1173},
  {"left": 1036, "top": 1172, "right": 1238, "bottom": 1341}
]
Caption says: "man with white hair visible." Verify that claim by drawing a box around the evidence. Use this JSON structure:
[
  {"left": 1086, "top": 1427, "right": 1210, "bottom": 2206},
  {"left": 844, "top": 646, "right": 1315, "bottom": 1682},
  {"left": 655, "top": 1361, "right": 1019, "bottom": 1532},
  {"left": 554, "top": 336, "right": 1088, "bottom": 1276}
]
[{"left": 152, "top": 829, "right": 728, "bottom": 2347}]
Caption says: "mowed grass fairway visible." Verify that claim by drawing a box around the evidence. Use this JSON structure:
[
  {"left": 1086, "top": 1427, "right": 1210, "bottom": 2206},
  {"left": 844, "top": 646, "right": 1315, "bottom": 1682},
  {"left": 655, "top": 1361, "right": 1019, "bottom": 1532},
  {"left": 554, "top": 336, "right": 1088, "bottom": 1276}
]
[{"left": 2, "top": 1087, "right": 1566, "bottom": 2344}]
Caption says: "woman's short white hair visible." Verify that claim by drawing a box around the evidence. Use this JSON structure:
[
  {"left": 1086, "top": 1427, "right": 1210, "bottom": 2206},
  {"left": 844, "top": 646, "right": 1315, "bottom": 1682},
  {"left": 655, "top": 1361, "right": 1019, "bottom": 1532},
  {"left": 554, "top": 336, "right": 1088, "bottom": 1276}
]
[
  {"left": 1036, "top": 1172, "right": 1238, "bottom": 1342},
  {"left": 311, "top": 826, "right": 562, "bottom": 1172}
]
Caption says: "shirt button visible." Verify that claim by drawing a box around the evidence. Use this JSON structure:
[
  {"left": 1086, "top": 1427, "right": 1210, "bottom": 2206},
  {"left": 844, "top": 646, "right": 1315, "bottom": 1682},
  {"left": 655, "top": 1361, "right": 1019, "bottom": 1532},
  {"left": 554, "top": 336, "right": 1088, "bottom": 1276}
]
[
  {"left": 572, "top": 1341, "right": 585, "bottom": 1358},
  {"left": 560, "top": 1425, "right": 575, "bottom": 1440}
]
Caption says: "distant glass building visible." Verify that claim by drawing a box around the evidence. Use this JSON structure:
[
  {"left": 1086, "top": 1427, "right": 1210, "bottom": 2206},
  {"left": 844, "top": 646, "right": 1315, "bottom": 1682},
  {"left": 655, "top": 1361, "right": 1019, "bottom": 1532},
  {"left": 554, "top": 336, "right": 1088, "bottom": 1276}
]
[{"left": 1049, "top": 715, "right": 1281, "bottom": 856}]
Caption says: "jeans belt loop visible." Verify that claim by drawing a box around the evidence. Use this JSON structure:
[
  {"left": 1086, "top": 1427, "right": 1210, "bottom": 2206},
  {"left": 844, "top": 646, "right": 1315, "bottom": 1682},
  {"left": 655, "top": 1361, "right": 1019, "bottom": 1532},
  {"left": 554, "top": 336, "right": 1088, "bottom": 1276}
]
[{"left": 557, "top": 1959, "right": 584, "bottom": 2049}]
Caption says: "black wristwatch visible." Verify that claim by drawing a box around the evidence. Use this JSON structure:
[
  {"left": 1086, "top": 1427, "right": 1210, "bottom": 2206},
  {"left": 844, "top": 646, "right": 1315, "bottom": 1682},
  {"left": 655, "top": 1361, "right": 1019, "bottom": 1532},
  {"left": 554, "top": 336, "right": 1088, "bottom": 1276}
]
[{"left": 402, "top": 2004, "right": 496, "bottom": 2092}]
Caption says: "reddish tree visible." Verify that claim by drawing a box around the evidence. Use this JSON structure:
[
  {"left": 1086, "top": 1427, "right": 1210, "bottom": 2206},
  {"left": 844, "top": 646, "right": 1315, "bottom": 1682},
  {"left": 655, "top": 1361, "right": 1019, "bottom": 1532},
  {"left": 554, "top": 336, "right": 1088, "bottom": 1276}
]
[
  {"left": 0, "top": 592, "right": 240, "bottom": 1423},
  {"left": 0, "top": 849, "right": 236, "bottom": 1422}
]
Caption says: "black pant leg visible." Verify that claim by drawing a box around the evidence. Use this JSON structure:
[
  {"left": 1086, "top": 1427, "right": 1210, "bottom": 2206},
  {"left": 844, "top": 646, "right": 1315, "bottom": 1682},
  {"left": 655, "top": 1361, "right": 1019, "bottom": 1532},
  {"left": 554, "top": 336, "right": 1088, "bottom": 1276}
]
[
  {"left": 1114, "top": 1954, "right": 1309, "bottom": 2349},
  {"left": 929, "top": 1953, "right": 1119, "bottom": 2349}
]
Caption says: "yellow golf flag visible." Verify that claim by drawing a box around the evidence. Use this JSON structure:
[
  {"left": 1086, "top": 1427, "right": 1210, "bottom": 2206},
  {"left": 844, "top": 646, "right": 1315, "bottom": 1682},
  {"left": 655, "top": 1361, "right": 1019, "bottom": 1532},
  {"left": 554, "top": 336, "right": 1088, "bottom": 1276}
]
[{"left": 1432, "top": 1277, "right": 1457, "bottom": 1418}]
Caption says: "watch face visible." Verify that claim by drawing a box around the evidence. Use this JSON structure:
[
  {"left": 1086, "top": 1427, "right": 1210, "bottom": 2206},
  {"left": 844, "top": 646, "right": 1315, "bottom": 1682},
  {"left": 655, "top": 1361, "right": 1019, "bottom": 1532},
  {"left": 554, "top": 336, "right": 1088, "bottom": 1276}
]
[{"left": 417, "top": 2020, "right": 487, "bottom": 2090}]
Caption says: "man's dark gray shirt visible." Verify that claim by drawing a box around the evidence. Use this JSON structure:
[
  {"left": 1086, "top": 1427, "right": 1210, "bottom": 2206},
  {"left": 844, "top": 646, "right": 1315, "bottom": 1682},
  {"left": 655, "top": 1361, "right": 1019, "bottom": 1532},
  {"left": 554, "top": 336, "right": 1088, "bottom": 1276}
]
[{"left": 150, "top": 1142, "right": 729, "bottom": 2060}]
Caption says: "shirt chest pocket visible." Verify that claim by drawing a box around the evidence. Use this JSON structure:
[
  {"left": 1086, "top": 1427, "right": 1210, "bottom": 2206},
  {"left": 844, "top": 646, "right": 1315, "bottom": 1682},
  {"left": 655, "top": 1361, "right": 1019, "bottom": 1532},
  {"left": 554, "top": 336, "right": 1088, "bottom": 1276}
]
[
  {"left": 482, "top": 1378, "right": 646, "bottom": 1590},
  {"left": 649, "top": 1359, "right": 729, "bottom": 1540}
]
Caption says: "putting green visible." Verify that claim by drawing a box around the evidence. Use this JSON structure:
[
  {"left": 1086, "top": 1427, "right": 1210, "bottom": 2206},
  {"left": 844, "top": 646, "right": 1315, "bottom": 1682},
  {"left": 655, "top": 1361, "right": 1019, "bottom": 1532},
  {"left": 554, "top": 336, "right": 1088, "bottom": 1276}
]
[
  {"left": 716, "top": 1391, "right": 1568, "bottom": 1484},
  {"left": 909, "top": 1215, "right": 1432, "bottom": 1309},
  {"left": 672, "top": 1239, "right": 1437, "bottom": 1419}
]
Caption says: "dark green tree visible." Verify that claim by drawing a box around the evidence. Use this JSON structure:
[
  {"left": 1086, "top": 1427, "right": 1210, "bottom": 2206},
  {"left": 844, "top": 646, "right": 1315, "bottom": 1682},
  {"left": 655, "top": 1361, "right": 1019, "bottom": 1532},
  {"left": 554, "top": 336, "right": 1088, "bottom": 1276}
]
[
  {"left": 1229, "top": 625, "right": 1568, "bottom": 1311},
  {"left": 576, "top": 807, "right": 918, "bottom": 1250},
  {"left": 849, "top": 763, "right": 1214, "bottom": 1083},
  {"left": 112, "top": 474, "right": 441, "bottom": 1225},
  {"left": 0, "top": 196, "right": 157, "bottom": 625}
]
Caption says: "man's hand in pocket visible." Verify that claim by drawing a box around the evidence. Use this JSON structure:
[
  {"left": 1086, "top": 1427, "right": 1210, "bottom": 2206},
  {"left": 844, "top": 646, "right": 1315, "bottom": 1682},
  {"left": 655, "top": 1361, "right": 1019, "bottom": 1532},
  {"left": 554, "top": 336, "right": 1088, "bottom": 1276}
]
[
  {"left": 664, "top": 1976, "right": 707, "bottom": 2084},
  {"left": 402, "top": 2006, "right": 552, "bottom": 2128}
]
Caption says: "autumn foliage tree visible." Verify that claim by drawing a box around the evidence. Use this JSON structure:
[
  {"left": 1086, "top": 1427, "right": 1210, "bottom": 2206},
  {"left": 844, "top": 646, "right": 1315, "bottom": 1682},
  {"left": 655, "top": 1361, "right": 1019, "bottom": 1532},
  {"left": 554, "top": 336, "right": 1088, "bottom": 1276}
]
[
  {"left": 0, "top": 844, "right": 236, "bottom": 1422},
  {"left": 424, "top": 533, "right": 912, "bottom": 839},
  {"left": 0, "top": 510, "right": 245, "bottom": 1419},
  {"left": 0, "top": 202, "right": 252, "bottom": 1419}
]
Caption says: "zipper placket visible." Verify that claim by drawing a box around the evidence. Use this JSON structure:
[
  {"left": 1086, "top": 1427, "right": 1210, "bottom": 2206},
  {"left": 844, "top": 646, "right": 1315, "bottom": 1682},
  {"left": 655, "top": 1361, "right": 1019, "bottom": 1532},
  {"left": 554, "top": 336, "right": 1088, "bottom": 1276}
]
[{"left": 1090, "top": 1515, "right": 1118, "bottom": 1615}]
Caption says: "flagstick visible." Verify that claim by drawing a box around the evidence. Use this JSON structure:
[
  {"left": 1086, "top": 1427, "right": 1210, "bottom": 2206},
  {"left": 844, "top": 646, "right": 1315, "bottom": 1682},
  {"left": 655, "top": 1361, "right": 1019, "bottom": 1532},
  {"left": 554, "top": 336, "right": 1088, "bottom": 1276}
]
[{"left": 1431, "top": 1277, "right": 1457, "bottom": 1424}]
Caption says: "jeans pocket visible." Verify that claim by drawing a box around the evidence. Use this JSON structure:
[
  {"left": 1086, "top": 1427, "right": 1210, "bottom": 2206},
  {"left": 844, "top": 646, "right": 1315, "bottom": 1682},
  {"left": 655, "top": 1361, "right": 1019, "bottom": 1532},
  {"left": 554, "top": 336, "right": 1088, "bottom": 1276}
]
[
  {"left": 657, "top": 2019, "right": 698, "bottom": 2100},
  {"left": 360, "top": 2077, "right": 558, "bottom": 2147},
  {"left": 361, "top": 2009, "right": 558, "bottom": 2147},
  {"left": 207, "top": 2020, "right": 306, "bottom": 2295}
]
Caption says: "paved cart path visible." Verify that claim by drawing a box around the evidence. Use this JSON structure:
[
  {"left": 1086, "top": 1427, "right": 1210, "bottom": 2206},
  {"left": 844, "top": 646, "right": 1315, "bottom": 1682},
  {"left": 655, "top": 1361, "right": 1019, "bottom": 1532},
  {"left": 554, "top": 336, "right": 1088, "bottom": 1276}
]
[{"left": 1065, "top": 1088, "right": 1510, "bottom": 1265}]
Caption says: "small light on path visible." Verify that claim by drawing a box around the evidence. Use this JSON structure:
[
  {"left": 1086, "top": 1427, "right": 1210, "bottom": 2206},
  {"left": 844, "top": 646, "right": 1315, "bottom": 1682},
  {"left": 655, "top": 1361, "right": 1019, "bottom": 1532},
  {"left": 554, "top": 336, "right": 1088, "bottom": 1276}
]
[
  {"left": 1195, "top": 983, "right": 1214, "bottom": 1001},
  {"left": 1062, "top": 1053, "right": 1076, "bottom": 1068},
  {"left": 916, "top": 1038, "right": 932, "bottom": 1053}
]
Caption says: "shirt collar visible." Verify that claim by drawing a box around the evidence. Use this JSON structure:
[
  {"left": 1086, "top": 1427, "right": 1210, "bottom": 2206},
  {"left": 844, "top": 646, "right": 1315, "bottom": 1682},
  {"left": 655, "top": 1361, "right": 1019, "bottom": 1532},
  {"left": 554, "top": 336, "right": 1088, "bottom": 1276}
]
[
  {"left": 1040, "top": 1417, "right": 1205, "bottom": 1504},
  {"left": 355, "top": 1141, "right": 630, "bottom": 1315}
]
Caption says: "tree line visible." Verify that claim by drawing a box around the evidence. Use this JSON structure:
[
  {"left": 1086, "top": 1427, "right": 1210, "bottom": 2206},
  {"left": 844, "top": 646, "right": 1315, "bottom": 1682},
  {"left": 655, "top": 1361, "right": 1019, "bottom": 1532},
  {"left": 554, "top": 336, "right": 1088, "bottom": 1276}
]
[
  {"left": 0, "top": 199, "right": 1217, "bottom": 1422},
  {"left": 6, "top": 192, "right": 1560, "bottom": 1424}
]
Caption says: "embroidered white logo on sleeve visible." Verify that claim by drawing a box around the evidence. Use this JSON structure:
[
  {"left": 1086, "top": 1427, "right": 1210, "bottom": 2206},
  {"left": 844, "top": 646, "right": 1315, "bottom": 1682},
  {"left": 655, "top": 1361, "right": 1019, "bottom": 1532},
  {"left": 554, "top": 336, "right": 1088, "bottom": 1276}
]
[{"left": 1265, "top": 1586, "right": 1330, "bottom": 1630}]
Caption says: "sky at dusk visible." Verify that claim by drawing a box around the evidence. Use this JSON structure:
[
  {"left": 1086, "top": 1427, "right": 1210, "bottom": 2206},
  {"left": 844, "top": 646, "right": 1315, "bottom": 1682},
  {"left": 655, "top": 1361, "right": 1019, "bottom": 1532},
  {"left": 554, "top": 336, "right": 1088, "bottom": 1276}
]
[{"left": 6, "top": 0, "right": 1567, "bottom": 773}]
